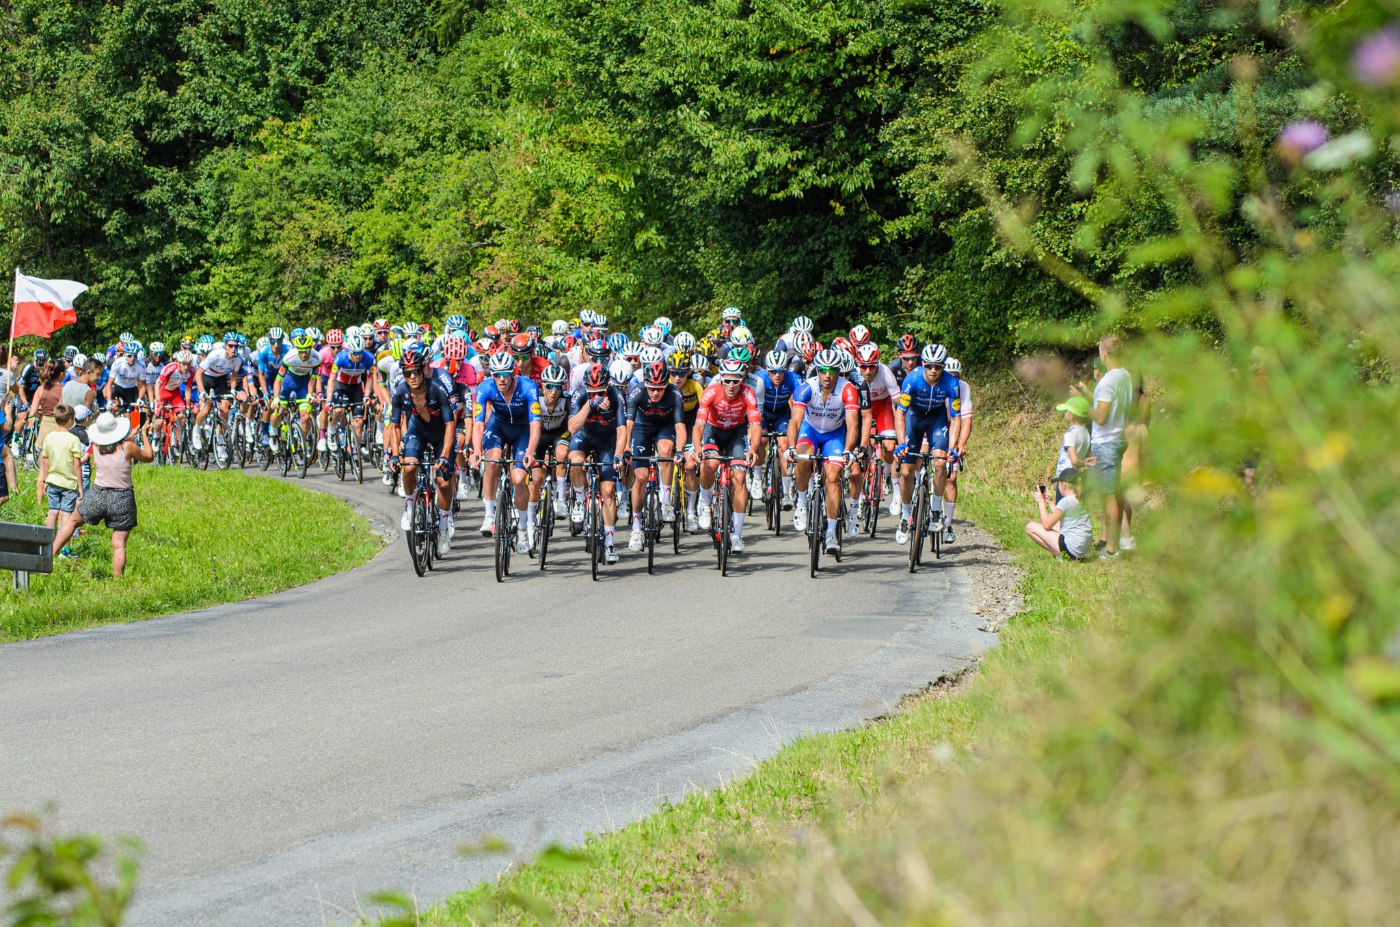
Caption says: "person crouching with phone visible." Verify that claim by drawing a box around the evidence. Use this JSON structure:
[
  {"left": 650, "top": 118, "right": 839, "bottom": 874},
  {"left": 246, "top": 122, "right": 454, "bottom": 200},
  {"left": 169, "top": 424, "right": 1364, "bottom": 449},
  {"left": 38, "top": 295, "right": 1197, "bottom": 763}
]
[{"left": 1026, "top": 468, "right": 1093, "bottom": 561}]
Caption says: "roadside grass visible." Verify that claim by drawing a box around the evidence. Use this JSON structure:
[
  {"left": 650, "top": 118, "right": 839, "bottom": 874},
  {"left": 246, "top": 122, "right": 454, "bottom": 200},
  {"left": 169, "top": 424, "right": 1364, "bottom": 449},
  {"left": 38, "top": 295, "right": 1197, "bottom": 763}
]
[
  {"left": 0, "top": 465, "right": 381, "bottom": 642},
  {"left": 412, "top": 364, "right": 1149, "bottom": 926}
]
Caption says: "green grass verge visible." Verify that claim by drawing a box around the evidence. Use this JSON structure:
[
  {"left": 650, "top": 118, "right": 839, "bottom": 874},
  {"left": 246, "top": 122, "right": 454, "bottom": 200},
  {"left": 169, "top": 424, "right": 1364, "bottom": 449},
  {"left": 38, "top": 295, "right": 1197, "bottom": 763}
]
[
  {"left": 0, "top": 466, "right": 382, "bottom": 642},
  {"left": 412, "top": 367, "right": 1142, "bottom": 926}
]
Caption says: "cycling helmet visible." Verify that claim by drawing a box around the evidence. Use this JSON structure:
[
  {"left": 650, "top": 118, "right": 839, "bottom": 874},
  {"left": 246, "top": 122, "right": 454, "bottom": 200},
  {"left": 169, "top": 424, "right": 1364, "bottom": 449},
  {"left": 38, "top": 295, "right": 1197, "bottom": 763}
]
[
  {"left": 292, "top": 333, "right": 314, "bottom": 351},
  {"left": 551, "top": 319, "right": 569, "bottom": 336},
  {"left": 444, "top": 333, "right": 469, "bottom": 361},
  {"left": 654, "top": 316, "right": 672, "bottom": 337},
  {"left": 542, "top": 364, "right": 569, "bottom": 388},
  {"left": 374, "top": 318, "right": 389, "bottom": 332},
  {"left": 256, "top": 336, "right": 270, "bottom": 351},
  {"left": 813, "top": 349, "right": 843, "bottom": 371},
  {"left": 764, "top": 349, "right": 788, "bottom": 372},
  {"left": 838, "top": 349, "right": 856, "bottom": 374},
  {"left": 792, "top": 315, "right": 814, "bottom": 333},
  {"left": 488, "top": 351, "right": 516, "bottom": 375},
  {"left": 149, "top": 341, "right": 166, "bottom": 357},
  {"left": 639, "top": 345, "right": 665, "bottom": 366},
  {"left": 802, "top": 339, "right": 822, "bottom": 363},
  {"left": 32, "top": 348, "right": 50, "bottom": 364},
  {"left": 179, "top": 338, "right": 194, "bottom": 349},
  {"left": 921, "top": 343, "right": 948, "bottom": 365},
  {"left": 587, "top": 337, "right": 612, "bottom": 359},
  {"left": 119, "top": 331, "right": 134, "bottom": 343},
  {"left": 446, "top": 313, "right": 467, "bottom": 331},
  {"left": 721, "top": 306, "right": 742, "bottom": 322},
  {"left": 896, "top": 334, "right": 919, "bottom": 356},
  {"left": 506, "top": 319, "right": 521, "bottom": 334},
  {"left": 833, "top": 336, "right": 855, "bottom": 357},
  {"left": 237, "top": 334, "right": 248, "bottom": 346},
  {"left": 345, "top": 332, "right": 366, "bottom": 353},
  {"left": 593, "top": 313, "right": 609, "bottom": 331},
  {"left": 525, "top": 325, "right": 543, "bottom": 338},
  {"left": 483, "top": 324, "right": 500, "bottom": 344},
  {"left": 580, "top": 309, "right": 597, "bottom": 326},
  {"left": 198, "top": 333, "right": 216, "bottom": 346},
  {"left": 849, "top": 324, "right": 872, "bottom": 345},
  {"left": 584, "top": 362, "right": 610, "bottom": 391},
  {"left": 729, "top": 325, "right": 755, "bottom": 347},
  {"left": 855, "top": 342, "right": 881, "bottom": 366},
  {"left": 607, "top": 332, "right": 628, "bottom": 352},
  {"left": 326, "top": 329, "right": 344, "bottom": 347},
  {"left": 268, "top": 326, "right": 285, "bottom": 343},
  {"left": 389, "top": 338, "right": 406, "bottom": 360},
  {"left": 716, "top": 357, "right": 747, "bottom": 379},
  {"left": 63, "top": 345, "right": 79, "bottom": 361},
  {"left": 729, "top": 346, "right": 753, "bottom": 366},
  {"left": 609, "top": 358, "right": 633, "bottom": 385},
  {"left": 174, "top": 349, "right": 194, "bottom": 365},
  {"left": 669, "top": 355, "right": 690, "bottom": 376},
  {"left": 510, "top": 333, "right": 534, "bottom": 357},
  {"left": 401, "top": 345, "right": 428, "bottom": 370},
  {"left": 641, "top": 326, "right": 664, "bottom": 346},
  {"left": 673, "top": 331, "right": 695, "bottom": 354},
  {"left": 946, "top": 357, "right": 962, "bottom": 375},
  {"left": 306, "top": 327, "right": 323, "bottom": 341},
  {"left": 223, "top": 331, "right": 239, "bottom": 344},
  {"left": 390, "top": 324, "right": 405, "bottom": 337},
  {"left": 196, "top": 342, "right": 212, "bottom": 355},
  {"left": 290, "top": 327, "right": 306, "bottom": 340},
  {"left": 623, "top": 341, "right": 643, "bottom": 360},
  {"left": 642, "top": 361, "right": 668, "bottom": 388}
]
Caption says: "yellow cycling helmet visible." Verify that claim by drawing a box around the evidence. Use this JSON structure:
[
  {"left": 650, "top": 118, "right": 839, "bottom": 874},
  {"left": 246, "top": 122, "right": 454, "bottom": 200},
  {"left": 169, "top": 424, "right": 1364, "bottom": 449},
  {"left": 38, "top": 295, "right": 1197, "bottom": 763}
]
[
  {"left": 569, "top": 317, "right": 581, "bottom": 329},
  {"left": 389, "top": 338, "right": 406, "bottom": 361}
]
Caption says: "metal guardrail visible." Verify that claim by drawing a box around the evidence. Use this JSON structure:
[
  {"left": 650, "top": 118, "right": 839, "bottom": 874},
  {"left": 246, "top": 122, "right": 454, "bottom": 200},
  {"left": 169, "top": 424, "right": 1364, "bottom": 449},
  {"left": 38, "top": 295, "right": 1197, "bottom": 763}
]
[{"left": 1, "top": 521, "right": 54, "bottom": 590}]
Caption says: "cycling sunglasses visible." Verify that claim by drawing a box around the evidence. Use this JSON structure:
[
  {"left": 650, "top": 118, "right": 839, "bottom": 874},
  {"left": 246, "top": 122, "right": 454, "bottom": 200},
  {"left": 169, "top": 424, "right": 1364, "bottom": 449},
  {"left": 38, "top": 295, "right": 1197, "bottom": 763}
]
[
  {"left": 719, "top": 376, "right": 745, "bottom": 386},
  {"left": 491, "top": 370, "right": 514, "bottom": 379},
  {"left": 815, "top": 365, "right": 840, "bottom": 375},
  {"left": 923, "top": 362, "right": 944, "bottom": 371},
  {"left": 858, "top": 362, "right": 879, "bottom": 370}
]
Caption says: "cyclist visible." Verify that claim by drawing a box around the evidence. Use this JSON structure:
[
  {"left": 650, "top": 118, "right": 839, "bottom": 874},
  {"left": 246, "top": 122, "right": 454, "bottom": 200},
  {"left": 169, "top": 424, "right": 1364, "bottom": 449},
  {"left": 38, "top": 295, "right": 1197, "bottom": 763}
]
[
  {"left": 774, "top": 315, "right": 814, "bottom": 354},
  {"left": 326, "top": 331, "right": 375, "bottom": 458},
  {"left": 255, "top": 328, "right": 288, "bottom": 446},
  {"left": 570, "top": 337, "right": 611, "bottom": 391},
  {"left": 832, "top": 341, "right": 872, "bottom": 536},
  {"left": 893, "top": 344, "right": 963, "bottom": 545},
  {"left": 533, "top": 364, "right": 573, "bottom": 521},
  {"left": 154, "top": 350, "right": 196, "bottom": 427},
  {"left": 855, "top": 342, "right": 902, "bottom": 520},
  {"left": 624, "top": 360, "right": 687, "bottom": 549},
  {"left": 393, "top": 345, "right": 457, "bottom": 558},
  {"left": 472, "top": 351, "right": 542, "bottom": 553},
  {"left": 786, "top": 349, "right": 860, "bottom": 554},
  {"left": 940, "top": 357, "right": 972, "bottom": 545},
  {"left": 890, "top": 334, "right": 921, "bottom": 386},
  {"left": 695, "top": 356, "right": 760, "bottom": 552},
  {"left": 511, "top": 332, "right": 549, "bottom": 384},
  {"left": 270, "top": 332, "right": 323, "bottom": 455},
  {"left": 670, "top": 353, "right": 704, "bottom": 530},
  {"left": 192, "top": 333, "right": 245, "bottom": 451},
  {"left": 105, "top": 341, "right": 147, "bottom": 412},
  {"left": 757, "top": 349, "right": 800, "bottom": 509},
  {"left": 567, "top": 361, "right": 627, "bottom": 564}
]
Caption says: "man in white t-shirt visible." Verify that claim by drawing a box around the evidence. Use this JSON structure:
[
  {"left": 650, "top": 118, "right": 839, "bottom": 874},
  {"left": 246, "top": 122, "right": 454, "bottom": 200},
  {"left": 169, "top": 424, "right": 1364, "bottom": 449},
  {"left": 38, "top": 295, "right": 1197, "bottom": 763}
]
[{"left": 1072, "top": 335, "right": 1132, "bottom": 557}]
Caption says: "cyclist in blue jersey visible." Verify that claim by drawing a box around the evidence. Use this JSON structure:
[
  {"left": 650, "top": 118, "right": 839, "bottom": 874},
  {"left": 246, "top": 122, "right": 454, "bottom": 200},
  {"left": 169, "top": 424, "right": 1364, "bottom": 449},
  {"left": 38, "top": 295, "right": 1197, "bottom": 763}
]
[
  {"left": 256, "top": 328, "right": 288, "bottom": 445},
  {"left": 471, "top": 351, "right": 542, "bottom": 551},
  {"left": 893, "top": 343, "right": 963, "bottom": 545},
  {"left": 756, "top": 349, "right": 801, "bottom": 509},
  {"left": 786, "top": 349, "right": 861, "bottom": 553},
  {"left": 392, "top": 346, "right": 457, "bottom": 558},
  {"left": 567, "top": 362, "right": 627, "bottom": 564}
]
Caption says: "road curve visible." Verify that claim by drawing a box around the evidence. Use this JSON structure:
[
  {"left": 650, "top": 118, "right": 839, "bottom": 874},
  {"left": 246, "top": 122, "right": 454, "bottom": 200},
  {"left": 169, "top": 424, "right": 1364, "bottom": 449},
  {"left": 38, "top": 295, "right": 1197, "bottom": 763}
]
[{"left": 0, "top": 457, "right": 994, "bottom": 926}]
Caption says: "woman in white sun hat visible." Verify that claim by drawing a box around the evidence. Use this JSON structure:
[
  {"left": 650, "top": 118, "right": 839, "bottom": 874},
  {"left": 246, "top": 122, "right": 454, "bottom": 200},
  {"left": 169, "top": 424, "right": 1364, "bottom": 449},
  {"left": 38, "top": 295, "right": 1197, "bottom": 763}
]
[{"left": 51, "top": 411, "right": 153, "bottom": 578}]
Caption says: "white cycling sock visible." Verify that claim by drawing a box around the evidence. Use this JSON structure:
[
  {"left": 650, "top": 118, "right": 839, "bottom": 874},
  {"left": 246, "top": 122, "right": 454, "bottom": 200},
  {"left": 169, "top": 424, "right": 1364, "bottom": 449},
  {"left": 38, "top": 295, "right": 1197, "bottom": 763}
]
[
  {"left": 944, "top": 502, "right": 955, "bottom": 523},
  {"left": 826, "top": 517, "right": 838, "bottom": 537},
  {"left": 632, "top": 515, "right": 642, "bottom": 531},
  {"left": 405, "top": 498, "right": 414, "bottom": 514},
  {"left": 783, "top": 476, "right": 793, "bottom": 496},
  {"left": 796, "top": 490, "right": 807, "bottom": 510},
  {"left": 439, "top": 508, "right": 451, "bottom": 528},
  {"left": 699, "top": 487, "right": 712, "bottom": 506},
  {"left": 661, "top": 485, "right": 672, "bottom": 505},
  {"left": 934, "top": 499, "right": 945, "bottom": 520},
  {"left": 902, "top": 503, "right": 912, "bottom": 520},
  {"left": 604, "top": 525, "right": 615, "bottom": 544},
  {"left": 484, "top": 499, "right": 497, "bottom": 518},
  {"left": 732, "top": 511, "right": 744, "bottom": 536},
  {"left": 686, "top": 489, "right": 697, "bottom": 513},
  {"left": 556, "top": 476, "right": 567, "bottom": 498},
  {"left": 526, "top": 503, "right": 537, "bottom": 530},
  {"left": 847, "top": 498, "right": 857, "bottom": 518}
]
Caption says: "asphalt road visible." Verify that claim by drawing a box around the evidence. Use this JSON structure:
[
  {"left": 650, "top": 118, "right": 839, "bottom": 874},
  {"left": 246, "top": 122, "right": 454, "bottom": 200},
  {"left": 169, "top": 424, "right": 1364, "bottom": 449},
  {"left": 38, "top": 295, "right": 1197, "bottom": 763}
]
[{"left": 0, "top": 456, "right": 994, "bottom": 925}]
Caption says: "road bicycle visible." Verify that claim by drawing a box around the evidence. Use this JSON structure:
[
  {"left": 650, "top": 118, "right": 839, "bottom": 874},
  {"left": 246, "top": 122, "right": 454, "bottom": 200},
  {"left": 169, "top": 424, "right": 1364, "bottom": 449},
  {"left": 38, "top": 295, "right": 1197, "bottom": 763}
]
[
  {"left": 153, "top": 401, "right": 191, "bottom": 467},
  {"left": 407, "top": 457, "right": 441, "bottom": 577},
  {"left": 631, "top": 454, "right": 681, "bottom": 574},
  {"left": 793, "top": 451, "right": 848, "bottom": 577},
  {"left": 759, "top": 429, "right": 785, "bottom": 536},
  {"left": 533, "top": 458, "right": 557, "bottom": 570},
  {"left": 705, "top": 454, "right": 743, "bottom": 577},
  {"left": 569, "top": 458, "right": 608, "bottom": 581},
  {"left": 273, "top": 399, "right": 313, "bottom": 478},
  {"left": 902, "top": 450, "right": 945, "bottom": 572},
  {"left": 330, "top": 399, "right": 364, "bottom": 484},
  {"left": 13, "top": 410, "right": 40, "bottom": 471},
  {"left": 857, "top": 442, "right": 886, "bottom": 539},
  {"left": 485, "top": 453, "right": 521, "bottom": 583}
]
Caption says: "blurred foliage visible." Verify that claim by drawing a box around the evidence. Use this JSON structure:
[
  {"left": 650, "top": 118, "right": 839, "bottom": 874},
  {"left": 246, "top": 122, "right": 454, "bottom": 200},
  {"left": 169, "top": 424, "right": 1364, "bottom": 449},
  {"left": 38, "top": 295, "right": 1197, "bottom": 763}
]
[{"left": 1, "top": 812, "right": 140, "bottom": 927}]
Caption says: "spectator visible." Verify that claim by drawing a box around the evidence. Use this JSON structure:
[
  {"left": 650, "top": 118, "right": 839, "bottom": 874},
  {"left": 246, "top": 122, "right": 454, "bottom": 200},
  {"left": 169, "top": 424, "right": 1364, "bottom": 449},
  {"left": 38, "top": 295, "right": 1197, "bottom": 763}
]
[
  {"left": 38, "top": 404, "right": 83, "bottom": 533},
  {"left": 1049, "top": 395, "right": 1092, "bottom": 499},
  {"left": 52, "top": 412, "right": 153, "bottom": 578},
  {"left": 1118, "top": 366, "right": 1150, "bottom": 550},
  {"left": 1072, "top": 335, "right": 1133, "bottom": 559},
  {"left": 62, "top": 358, "right": 101, "bottom": 410},
  {"left": 0, "top": 385, "right": 11, "bottom": 508},
  {"left": 1027, "top": 469, "right": 1093, "bottom": 560},
  {"left": 27, "top": 360, "right": 67, "bottom": 448},
  {"left": 71, "top": 405, "right": 93, "bottom": 491}
]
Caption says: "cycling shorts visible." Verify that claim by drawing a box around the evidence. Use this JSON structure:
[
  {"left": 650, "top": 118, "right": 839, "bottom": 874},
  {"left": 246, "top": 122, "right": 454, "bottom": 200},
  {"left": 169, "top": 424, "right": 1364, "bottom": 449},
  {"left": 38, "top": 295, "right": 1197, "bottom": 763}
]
[
  {"left": 482, "top": 418, "right": 532, "bottom": 471},
  {"left": 701, "top": 423, "right": 749, "bottom": 469},
  {"left": 331, "top": 381, "right": 364, "bottom": 409},
  {"left": 871, "top": 396, "right": 895, "bottom": 439},
  {"left": 402, "top": 418, "right": 455, "bottom": 475},
  {"left": 902, "top": 412, "right": 950, "bottom": 464},
  {"left": 539, "top": 424, "right": 569, "bottom": 452},
  {"left": 568, "top": 427, "right": 619, "bottom": 483},
  {"left": 681, "top": 408, "right": 697, "bottom": 439},
  {"left": 111, "top": 384, "right": 140, "bottom": 407},
  {"left": 280, "top": 379, "right": 312, "bottom": 402},
  {"left": 796, "top": 421, "right": 847, "bottom": 459},
  {"left": 203, "top": 374, "right": 231, "bottom": 399},
  {"left": 158, "top": 388, "right": 188, "bottom": 414},
  {"left": 760, "top": 408, "right": 790, "bottom": 436},
  {"left": 630, "top": 422, "right": 676, "bottom": 460}
]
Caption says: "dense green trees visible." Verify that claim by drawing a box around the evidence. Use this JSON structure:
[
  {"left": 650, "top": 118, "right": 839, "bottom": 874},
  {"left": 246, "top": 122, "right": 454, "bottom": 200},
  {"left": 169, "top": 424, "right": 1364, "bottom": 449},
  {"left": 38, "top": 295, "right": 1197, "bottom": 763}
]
[{"left": 0, "top": 0, "right": 1354, "bottom": 355}]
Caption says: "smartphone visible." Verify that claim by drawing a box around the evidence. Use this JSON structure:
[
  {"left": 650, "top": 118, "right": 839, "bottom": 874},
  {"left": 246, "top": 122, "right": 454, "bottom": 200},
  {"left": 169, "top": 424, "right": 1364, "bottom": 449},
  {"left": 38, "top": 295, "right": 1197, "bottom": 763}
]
[{"left": 1037, "top": 484, "right": 1047, "bottom": 496}]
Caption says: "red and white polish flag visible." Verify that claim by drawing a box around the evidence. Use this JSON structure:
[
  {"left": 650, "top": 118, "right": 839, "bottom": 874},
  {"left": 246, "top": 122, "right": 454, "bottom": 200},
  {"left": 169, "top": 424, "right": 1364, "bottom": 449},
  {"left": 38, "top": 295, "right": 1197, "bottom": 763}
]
[{"left": 11, "top": 268, "right": 87, "bottom": 339}]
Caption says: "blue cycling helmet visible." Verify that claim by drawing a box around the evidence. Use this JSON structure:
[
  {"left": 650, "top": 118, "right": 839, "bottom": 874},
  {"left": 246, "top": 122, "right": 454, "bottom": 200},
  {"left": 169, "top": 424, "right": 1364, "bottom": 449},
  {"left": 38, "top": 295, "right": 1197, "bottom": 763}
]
[
  {"left": 198, "top": 334, "right": 215, "bottom": 346},
  {"left": 291, "top": 327, "right": 307, "bottom": 340},
  {"left": 223, "top": 331, "right": 239, "bottom": 344},
  {"left": 236, "top": 333, "right": 248, "bottom": 346},
  {"left": 608, "top": 332, "right": 627, "bottom": 352},
  {"left": 446, "top": 313, "right": 467, "bottom": 331}
]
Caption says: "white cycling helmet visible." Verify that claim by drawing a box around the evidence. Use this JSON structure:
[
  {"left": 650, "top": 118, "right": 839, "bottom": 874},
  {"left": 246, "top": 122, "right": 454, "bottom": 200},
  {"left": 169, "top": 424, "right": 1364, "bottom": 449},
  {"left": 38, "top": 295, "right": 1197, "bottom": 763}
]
[
  {"left": 946, "top": 357, "right": 962, "bottom": 375},
  {"left": 345, "top": 332, "right": 366, "bottom": 353},
  {"left": 552, "top": 319, "right": 569, "bottom": 336},
  {"left": 641, "top": 326, "right": 664, "bottom": 346},
  {"left": 609, "top": 357, "right": 634, "bottom": 385},
  {"left": 921, "top": 343, "right": 948, "bottom": 366},
  {"left": 488, "top": 351, "right": 517, "bottom": 374},
  {"left": 580, "top": 309, "right": 598, "bottom": 326},
  {"left": 673, "top": 331, "right": 695, "bottom": 353},
  {"left": 256, "top": 336, "right": 270, "bottom": 350},
  {"left": 764, "top": 349, "right": 788, "bottom": 371},
  {"left": 639, "top": 345, "right": 665, "bottom": 366},
  {"left": 792, "top": 315, "right": 814, "bottom": 333},
  {"left": 654, "top": 316, "right": 672, "bottom": 337}
]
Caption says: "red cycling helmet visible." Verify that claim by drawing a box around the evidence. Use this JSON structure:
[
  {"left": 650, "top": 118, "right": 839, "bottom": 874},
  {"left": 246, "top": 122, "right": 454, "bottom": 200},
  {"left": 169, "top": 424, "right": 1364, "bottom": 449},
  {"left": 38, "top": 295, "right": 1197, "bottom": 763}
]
[
  {"left": 849, "top": 324, "right": 872, "bottom": 345},
  {"left": 507, "top": 319, "right": 521, "bottom": 334},
  {"left": 401, "top": 345, "right": 427, "bottom": 369},
  {"left": 585, "top": 362, "right": 609, "bottom": 392},
  {"left": 643, "top": 361, "right": 668, "bottom": 388},
  {"left": 801, "top": 339, "right": 822, "bottom": 363},
  {"left": 510, "top": 333, "right": 533, "bottom": 357},
  {"left": 856, "top": 342, "right": 881, "bottom": 365},
  {"left": 833, "top": 336, "right": 855, "bottom": 357},
  {"left": 896, "top": 334, "right": 919, "bottom": 356},
  {"left": 326, "top": 328, "right": 345, "bottom": 347},
  {"left": 483, "top": 325, "right": 500, "bottom": 344}
]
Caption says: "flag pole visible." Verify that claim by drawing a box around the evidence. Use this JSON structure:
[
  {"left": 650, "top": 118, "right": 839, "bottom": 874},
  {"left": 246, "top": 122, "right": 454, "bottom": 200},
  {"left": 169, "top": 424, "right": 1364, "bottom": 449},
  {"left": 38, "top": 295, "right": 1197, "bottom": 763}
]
[{"left": 7, "top": 268, "right": 14, "bottom": 367}]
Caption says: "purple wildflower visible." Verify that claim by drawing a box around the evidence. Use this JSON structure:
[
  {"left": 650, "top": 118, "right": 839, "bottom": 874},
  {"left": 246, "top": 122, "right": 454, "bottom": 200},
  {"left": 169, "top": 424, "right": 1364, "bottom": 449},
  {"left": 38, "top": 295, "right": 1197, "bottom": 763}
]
[
  {"left": 1277, "top": 120, "right": 1330, "bottom": 155},
  {"left": 1353, "top": 26, "right": 1400, "bottom": 87}
]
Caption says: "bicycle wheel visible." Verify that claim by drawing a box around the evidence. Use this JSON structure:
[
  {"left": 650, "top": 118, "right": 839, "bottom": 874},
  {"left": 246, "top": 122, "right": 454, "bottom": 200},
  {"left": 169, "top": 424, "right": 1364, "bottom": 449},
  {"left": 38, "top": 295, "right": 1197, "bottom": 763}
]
[
  {"left": 909, "top": 477, "right": 927, "bottom": 573},
  {"left": 537, "top": 480, "right": 552, "bottom": 569},
  {"left": 834, "top": 503, "right": 844, "bottom": 563},
  {"left": 495, "top": 479, "right": 510, "bottom": 583},
  {"left": 233, "top": 418, "right": 247, "bottom": 469},
  {"left": 319, "top": 426, "right": 331, "bottom": 471},
  {"left": 808, "top": 479, "right": 822, "bottom": 578},
  {"left": 671, "top": 479, "right": 682, "bottom": 554},
  {"left": 349, "top": 425, "right": 363, "bottom": 484},
  {"left": 930, "top": 496, "right": 942, "bottom": 561},
  {"left": 590, "top": 491, "right": 602, "bottom": 581},
  {"left": 718, "top": 485, "right": 731, "bottom": 577},
  {"left": 410, "top": 490, "right": 430, "bottom": 577},
  {"left": 646, "top": 487, "right": 657, "bottom": 575},
  {"left": 867, "top": 466, "right": 882, "bottom": 538}
]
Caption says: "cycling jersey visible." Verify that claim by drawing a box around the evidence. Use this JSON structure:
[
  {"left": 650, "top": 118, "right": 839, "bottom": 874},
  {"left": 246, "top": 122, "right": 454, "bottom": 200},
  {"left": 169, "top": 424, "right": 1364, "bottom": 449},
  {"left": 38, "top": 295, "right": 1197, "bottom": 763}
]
[
  {"left": 109, "top": 357, "right": 143, "bottom": 390},
  {"left": 625, "top": 382, "right": 685, "bottom": 427},
  {"left": 793, "top": 376, "right": 860, "bottom": 434},
  {"left": 898, "top": 369, "right": 961, "bottom": 422},
  {"left": 391, "top": 377, "right": 455, "bottom": 428},
  {"left": 18, "top": 364, "right": 41, "bottom": 399},
  {"left": 954, "top": 377, "right": 972, "bottom": 419},
  {"left": 705, "top": 371, "right": 765, "bottom": 410},
  {"left": 256, "top": 345, "right": 287, "bottom": 381},
  {"left": 763, "top": 370, "right": 801, "bottom": 413},
  {"left": 536, "top": 391, "right": 570, "bottom": 431},
  {"left": 199, "top": 350, "right": 244, "bottom": 378},
  {"left": 331, "top": 349, "right": 376, "bottom": 385},
  {"left": 695, "top": 381, "right": 760, "bottom": 431},
  {"left": 279, "top": 348, "right": 323, "bottom": 382},
  {"left": 156, "top": 363, "right": 193, "bottom": 393},
  {"left": 473, "top": 376, "right": 542, "bottom": 425},
  {"left": 673, "top": 377, "right": 703, "bottom": 414},
  {"left": 862, "top": 363, "right": 900, "bottom": 403},
  {"left": 569, "top": 385, "right": 626, "bottom": 430}
]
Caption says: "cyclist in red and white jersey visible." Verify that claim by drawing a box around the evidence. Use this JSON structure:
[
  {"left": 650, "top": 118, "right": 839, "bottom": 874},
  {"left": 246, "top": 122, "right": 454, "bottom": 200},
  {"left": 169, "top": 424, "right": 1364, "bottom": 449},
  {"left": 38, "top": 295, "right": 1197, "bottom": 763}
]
[{"left": 694, "top": 357, "right": 761, "bottom": 552}]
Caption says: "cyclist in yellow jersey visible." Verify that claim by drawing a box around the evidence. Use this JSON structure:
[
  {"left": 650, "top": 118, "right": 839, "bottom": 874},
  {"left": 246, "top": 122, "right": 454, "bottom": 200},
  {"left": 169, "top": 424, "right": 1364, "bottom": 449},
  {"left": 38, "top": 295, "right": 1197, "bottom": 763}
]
[{"left": 669, "top": 353, "right": 706, "bottom": 531}]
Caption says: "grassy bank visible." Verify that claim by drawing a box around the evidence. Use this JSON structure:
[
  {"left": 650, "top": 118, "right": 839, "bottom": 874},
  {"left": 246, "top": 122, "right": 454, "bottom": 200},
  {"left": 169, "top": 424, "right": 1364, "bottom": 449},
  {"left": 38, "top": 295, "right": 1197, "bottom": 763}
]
[
  {"left": 406, "top": 366, "right": 1149, "bottom": 926},
  {"left": 0, "top": 466, "right": 382, "bottom": 642}
]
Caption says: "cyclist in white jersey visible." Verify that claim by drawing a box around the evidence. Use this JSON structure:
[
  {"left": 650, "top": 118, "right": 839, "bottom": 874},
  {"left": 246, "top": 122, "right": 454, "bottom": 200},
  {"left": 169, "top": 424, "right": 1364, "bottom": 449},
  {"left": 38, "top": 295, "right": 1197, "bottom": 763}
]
[
  {"left": 940, "top": 358, "right": 972, "bottom": 545},
  {"left": 193, "top": 334, "right": 245, "bottom": 449}
]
